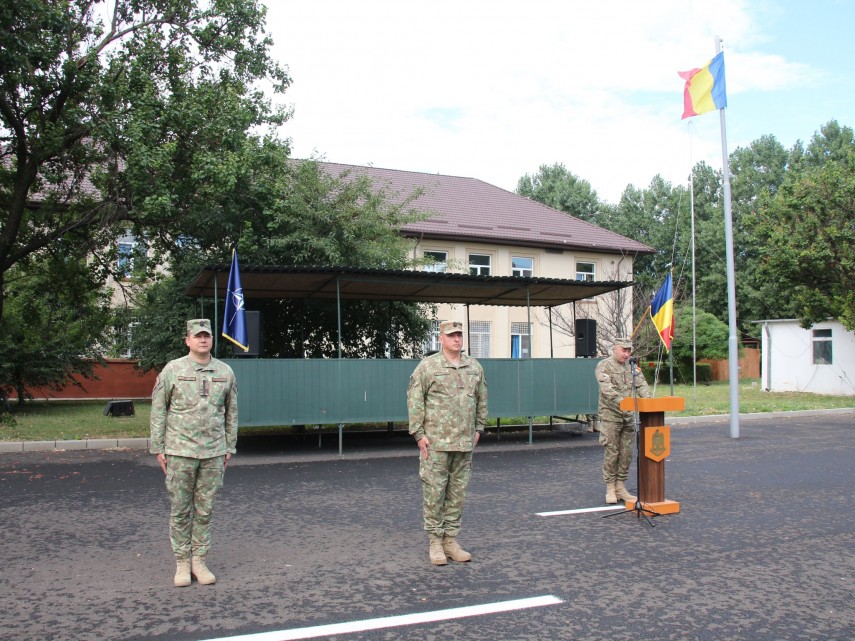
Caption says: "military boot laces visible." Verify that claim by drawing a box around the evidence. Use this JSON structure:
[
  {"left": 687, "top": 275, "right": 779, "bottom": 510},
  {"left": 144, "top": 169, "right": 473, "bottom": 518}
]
[
  {"left": 429, "top": 536, "right": 447, "bottom": 566},
  {"left": 191, "top": 556, "right": 216, "bottom": 585},
  {"left": 442, "top": 536, "right": 472, "bottom": 562},
  {"left": 615, "top": 480, "right": 637, "bottom": 502},
  {"left": 174, "top": 559, "right": 191, "bottom": 587}
]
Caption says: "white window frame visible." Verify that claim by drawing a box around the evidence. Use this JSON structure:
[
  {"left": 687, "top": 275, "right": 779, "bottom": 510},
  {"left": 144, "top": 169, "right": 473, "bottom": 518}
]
[
  {"left": 576, "top": 261, "right": 596, "bottom": 282},
  {"left": 469, "top": 254, "right": 491, "bottom": 276},
  {"left": 117, "top": 240, "right": 137, "bottom": 278},
  {"left": 812, "top": 329, "right": 832, "bottom": 365},
  {"left": 468, "top": 320, "right": 491, "bottom": 358},
  {"left": 512, "top": 256, "right": 533, "bottom": 278},
  {"left": 423, "top": 250, "right": 448, "bottom": 273},
  {"left": 424, "top": 320, "right": 441, "bottom": 354},
  {"left": 510, "top": 322, "right": 531, "bottom": 358}
]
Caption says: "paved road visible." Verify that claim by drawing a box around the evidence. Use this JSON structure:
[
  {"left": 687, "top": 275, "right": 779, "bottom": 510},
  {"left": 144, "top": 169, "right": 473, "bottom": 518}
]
[{"left": 1, "top": 414, "right": 853, "bottom": 641}]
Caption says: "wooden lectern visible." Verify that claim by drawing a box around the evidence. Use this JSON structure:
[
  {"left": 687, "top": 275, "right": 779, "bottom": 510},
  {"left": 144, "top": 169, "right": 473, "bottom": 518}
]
[{"left": 618, "top": 396, "right": 685, "bottom": 515}]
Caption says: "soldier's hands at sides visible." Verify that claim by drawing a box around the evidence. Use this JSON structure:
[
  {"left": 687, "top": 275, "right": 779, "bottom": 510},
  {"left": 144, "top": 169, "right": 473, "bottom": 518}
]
[
  {"left": 156, "top": 453, "right": 167, "bottom": 475},
  {"left": 224, "top": 453, "right": 231, "bottom": 468},
  {"left": 417, "top": 436, "right": 431, "bottom": 459},
  {"left": 474, "top": 431, "right": 481, "bottom": 447}
]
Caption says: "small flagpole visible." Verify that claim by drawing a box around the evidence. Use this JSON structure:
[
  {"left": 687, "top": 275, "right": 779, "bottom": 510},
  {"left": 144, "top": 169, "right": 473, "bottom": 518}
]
[
  {"left": 630, "top": 306, "right": 650, "bottom": 341},
  {"left": 716, "top": 35, "right": 740, "bottom": 439}
]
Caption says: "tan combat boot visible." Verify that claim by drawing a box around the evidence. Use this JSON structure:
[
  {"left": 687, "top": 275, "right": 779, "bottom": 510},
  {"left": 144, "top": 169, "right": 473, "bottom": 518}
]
[
  {"left": 191, "top": 555, "right": 217, "bottom": 585},
  {"left": 442, "top": 536, "right": 472, "bottom": 562},
  {"left": 605, "top": 482, "right": 617, "bottom": 504},
  {"left": 174, "top": 558, "right": 191, "bottom": 587},
  {"left": 615, "top": 480, "right": 637, "bottom": 502},
  {"left": 428, "top": 535, "right": 447, "bottom": 566}
]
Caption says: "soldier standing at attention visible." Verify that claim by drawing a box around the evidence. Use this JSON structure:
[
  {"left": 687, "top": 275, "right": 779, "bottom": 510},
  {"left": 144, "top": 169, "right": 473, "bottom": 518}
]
[
  {"left": 408, "top": 320, "right": 488, "bottom": 566},
  {"left": 150, "top": 319, "right": 238, "bottom": 587},
  {"left": 595, "top": 337, "right": 651, "bottom": 505}
]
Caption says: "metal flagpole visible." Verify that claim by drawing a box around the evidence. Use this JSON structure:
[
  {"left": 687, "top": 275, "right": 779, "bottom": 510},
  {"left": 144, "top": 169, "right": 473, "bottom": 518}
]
[
  {"left": 716, "top": 35, "right": 740, "bottom": 438},
  {"left": 690, "top": 160, "right": 698, "bottom": 401}
]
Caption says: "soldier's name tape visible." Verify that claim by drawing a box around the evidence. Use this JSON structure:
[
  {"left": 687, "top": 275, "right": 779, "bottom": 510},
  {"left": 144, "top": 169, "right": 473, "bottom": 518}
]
[{"left": 198, "top": 595, "right": 563, "bottom": 641}]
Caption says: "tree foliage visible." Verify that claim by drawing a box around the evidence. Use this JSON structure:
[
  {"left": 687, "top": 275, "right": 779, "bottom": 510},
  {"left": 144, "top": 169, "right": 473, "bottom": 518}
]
[
  {"left": 517, "top": 119, "right": 855, "bottom": 343},
  {"left": 0, "top": 252, "right": 111, "bottom": 403},
  {"left": 747, "top": 122, "right": 855, "bottom": 329},
  {"left": 0, "top": 0, "right": 290, "bottom": 320},
  {"left": 516, "top": 163, "right": 600, "bottom": 223},
  {"left": 129, "top": 160, "right": 433, "bottom": 369}
]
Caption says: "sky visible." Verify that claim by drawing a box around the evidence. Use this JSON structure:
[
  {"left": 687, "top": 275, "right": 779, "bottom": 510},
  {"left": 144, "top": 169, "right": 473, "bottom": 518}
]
[{"left": 261, "top": 0, "right": 855, "bottom": 204}]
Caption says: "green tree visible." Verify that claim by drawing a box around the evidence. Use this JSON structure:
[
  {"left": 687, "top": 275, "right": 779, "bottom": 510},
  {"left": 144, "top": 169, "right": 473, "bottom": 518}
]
[
  {"left": 747, "top": 121, "right": 855, "bottom": 329},
  {"left": 516, "top": 163, "right": 601, "bottom": 223},
  {"left": 0, "top": 0, "right": 290, "bottom": 320},
  {"left": 0, "top": 252, "right": 111, "bottom": 403},
  {"left": 129, "top": 160, "right": 433, "bottom": 368}
]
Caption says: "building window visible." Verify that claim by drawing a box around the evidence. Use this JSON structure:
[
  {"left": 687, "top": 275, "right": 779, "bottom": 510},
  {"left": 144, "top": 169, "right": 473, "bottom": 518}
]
[
  {"left": 469, "top": 254, "right": 491, "bottom": 276},
  {"left": 112, "top": 316, "right": 139, "bottom": 358},
  {"left": 512, "top": 257, "right": 533, "bottom": 278},
  {"left": 576, "top": 261, "right": 596, "bottom": 281},
  {"left": 468, "top": 320, "right": 491, "bottom": 358},
  {"left": 117, "top": 234, "right": 146, "bottom": 279},
  {"left": 424, "top": 320, "right": 441, "bottom": 355},
  {"left": 511, "top": 322, "right": 531, "bottom": 358},
  {"left": 423, "top": 251, "right": 447, "bottom": 273},
  {"left": 812, "top": 329, "right": 832, "bottom": 364}
]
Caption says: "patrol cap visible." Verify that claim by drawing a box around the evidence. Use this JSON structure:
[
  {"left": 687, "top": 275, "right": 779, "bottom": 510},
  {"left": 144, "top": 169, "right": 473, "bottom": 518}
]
[
  {"left": 613, "top": 336, "right": 633, "bottom": 349},
  {"left": 187, "top": 319, "right": 212, "bottom": 336},
  {"left": 439, "top": 320, "right": 464, "bottom": 335}
]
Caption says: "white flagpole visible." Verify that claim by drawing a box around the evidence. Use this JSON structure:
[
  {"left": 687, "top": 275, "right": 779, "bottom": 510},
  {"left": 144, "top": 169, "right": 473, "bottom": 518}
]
[{"left": 716, "top": 35, "right": 740, "bottom": 438}]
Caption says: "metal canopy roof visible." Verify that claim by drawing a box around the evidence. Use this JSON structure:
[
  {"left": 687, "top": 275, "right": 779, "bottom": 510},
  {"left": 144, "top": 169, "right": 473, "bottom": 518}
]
[{"left": 186, "top": 265, "right": 632, "bottom": 307}]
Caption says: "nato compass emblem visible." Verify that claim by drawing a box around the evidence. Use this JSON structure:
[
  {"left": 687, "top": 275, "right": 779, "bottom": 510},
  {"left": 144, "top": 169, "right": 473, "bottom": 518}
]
[{"left": 229, "top": 287, "right": 245, "bottom": 315}]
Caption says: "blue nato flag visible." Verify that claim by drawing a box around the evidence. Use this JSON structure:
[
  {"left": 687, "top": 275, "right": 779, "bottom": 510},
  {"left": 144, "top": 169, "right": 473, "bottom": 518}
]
[{"left": 223, "top": 249, "right": 249, "bottom": 351}]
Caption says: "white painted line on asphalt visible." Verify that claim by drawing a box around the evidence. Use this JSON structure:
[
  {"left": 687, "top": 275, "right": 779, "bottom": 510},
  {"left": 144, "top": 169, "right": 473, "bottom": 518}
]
[
  {"left": 198, "top": 595, "right": 564, "bottom": 641},
  {"left": 537, "top": 505, "right": 626, "bottom": 516}
]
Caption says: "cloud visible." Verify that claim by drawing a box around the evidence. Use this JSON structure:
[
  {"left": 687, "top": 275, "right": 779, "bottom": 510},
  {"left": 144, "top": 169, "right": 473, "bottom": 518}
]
[{"left": 265, "top": 0, "right": 828, "bottom": 202}]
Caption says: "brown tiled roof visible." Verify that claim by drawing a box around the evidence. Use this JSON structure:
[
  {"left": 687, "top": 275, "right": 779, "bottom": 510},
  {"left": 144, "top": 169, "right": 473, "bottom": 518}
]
[{"left": 318, "top": 162, "right": 653, "bottom": 255}]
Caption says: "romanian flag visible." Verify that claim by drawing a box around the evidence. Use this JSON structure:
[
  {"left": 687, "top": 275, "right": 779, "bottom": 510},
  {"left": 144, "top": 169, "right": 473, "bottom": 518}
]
[
  {"left": 650, "top": 273, "right": 674, "bottom": 351},
  {"left": 679, "top": 51, "right": 727, "bottom": 119},
  {"left": 223, "top": 249, "right": 249, "bottom": 352}
]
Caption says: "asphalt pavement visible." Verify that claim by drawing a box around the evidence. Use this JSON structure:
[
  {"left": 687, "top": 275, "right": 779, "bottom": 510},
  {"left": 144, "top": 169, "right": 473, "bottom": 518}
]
[{"left": 0, "top": 412, "right": 853, "bottom": 641}]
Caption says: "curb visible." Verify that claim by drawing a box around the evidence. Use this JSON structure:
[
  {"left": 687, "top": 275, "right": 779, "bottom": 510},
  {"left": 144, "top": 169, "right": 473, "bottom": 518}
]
[
  {"left": 0, "top": 408, "right": 851, "bottom": 453},
  {"left": 669, "top": 407, "right": 854, "bottom": 425},
  {"left": 0, "top": 437, "right": 150, "bottom": 453}
]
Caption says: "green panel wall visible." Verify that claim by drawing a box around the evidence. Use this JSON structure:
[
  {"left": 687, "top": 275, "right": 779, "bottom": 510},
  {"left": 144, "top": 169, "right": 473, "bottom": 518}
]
[{"left": 225, "top": 358, "right": 601, "bottom": 427}]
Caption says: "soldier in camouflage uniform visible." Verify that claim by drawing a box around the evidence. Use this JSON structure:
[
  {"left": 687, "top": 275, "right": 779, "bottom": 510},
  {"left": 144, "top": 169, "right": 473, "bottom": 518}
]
[
  {"left": 408, "top": 320, "right": 488, "bottom": 566},
  {"left": 595, "top": 337, "right": 651, "bottom": 505},
  {"left": 150, "top": 319, "right": 238, "bottom": 587}
]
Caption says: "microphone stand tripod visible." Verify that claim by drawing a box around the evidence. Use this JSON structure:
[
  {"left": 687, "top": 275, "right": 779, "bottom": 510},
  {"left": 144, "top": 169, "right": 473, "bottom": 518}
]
[{"left": 603, "top": 357, "right": 661, "bottom": 527}]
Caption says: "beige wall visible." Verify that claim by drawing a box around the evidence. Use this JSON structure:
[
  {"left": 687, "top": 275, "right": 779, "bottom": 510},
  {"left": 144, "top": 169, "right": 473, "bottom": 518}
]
[{"left": 414, "top": 240, "right": 634, "bottom": 358}]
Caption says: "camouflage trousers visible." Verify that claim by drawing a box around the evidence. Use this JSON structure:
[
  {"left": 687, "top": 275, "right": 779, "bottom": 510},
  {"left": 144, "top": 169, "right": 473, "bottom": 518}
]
[
  {"left": 599, "top": 420, "right": 635, "bottom": 483},
  {"left": 419, "top": 450, "right": 473, "bottom": 538},
  {"left": 165, "top": 455, "right": 225, "bottom": 560}
]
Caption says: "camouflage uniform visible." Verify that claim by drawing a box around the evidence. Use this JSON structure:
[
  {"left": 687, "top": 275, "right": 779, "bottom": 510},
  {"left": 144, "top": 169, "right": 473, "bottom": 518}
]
[
  {"left": 151, "top": 354, "right": 238, "bottom": 559},
  {"left": 595, "top": 353, "right": 650, "bottom": 484},
  {"left": 408, "top": 351, "right": 488, "bottom": 538}
]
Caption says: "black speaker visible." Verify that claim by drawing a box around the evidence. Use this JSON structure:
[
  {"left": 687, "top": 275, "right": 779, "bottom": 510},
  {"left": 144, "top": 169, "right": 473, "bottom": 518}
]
[
  {"left": 234, "top": 310, "right": 261, "bottom": 356},
  {"left": 103, "top": 400, "right": 135, "bottom": 417},
  {"left": 575, "top": 318, "right": 597, "bottom": 357}
]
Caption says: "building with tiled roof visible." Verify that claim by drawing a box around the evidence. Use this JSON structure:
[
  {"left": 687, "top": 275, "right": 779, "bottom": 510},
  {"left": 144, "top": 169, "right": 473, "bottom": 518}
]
[{"left": 320, "top": 162, "right": 654, "bottom": 358}]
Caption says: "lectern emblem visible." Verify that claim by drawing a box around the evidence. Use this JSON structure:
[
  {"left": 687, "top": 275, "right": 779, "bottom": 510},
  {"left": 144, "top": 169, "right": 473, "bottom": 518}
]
[
  {"left": 644, "top": 426, "right": 671, "bottom": 462},
  {"left": 651, "top": 429, "right": 666, "bottom": 457}
]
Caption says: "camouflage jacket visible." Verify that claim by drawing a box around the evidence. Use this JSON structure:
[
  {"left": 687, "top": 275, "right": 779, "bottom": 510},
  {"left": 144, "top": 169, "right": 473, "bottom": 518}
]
[
  {"left": 595, "top": 354, "right": 651, "bottom": 422},
  {"left": 407, "top": 351, "right": 488, "bottom": 451},
  {"left": 150, "top": 355, "right": 238, "bottom": 458}
]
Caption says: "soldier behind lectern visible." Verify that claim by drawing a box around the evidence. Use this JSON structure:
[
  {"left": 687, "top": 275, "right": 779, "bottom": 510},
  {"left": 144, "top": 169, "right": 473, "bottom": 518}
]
[{"left": 595, "top": 337, "right": 650, "bottom": 505}]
